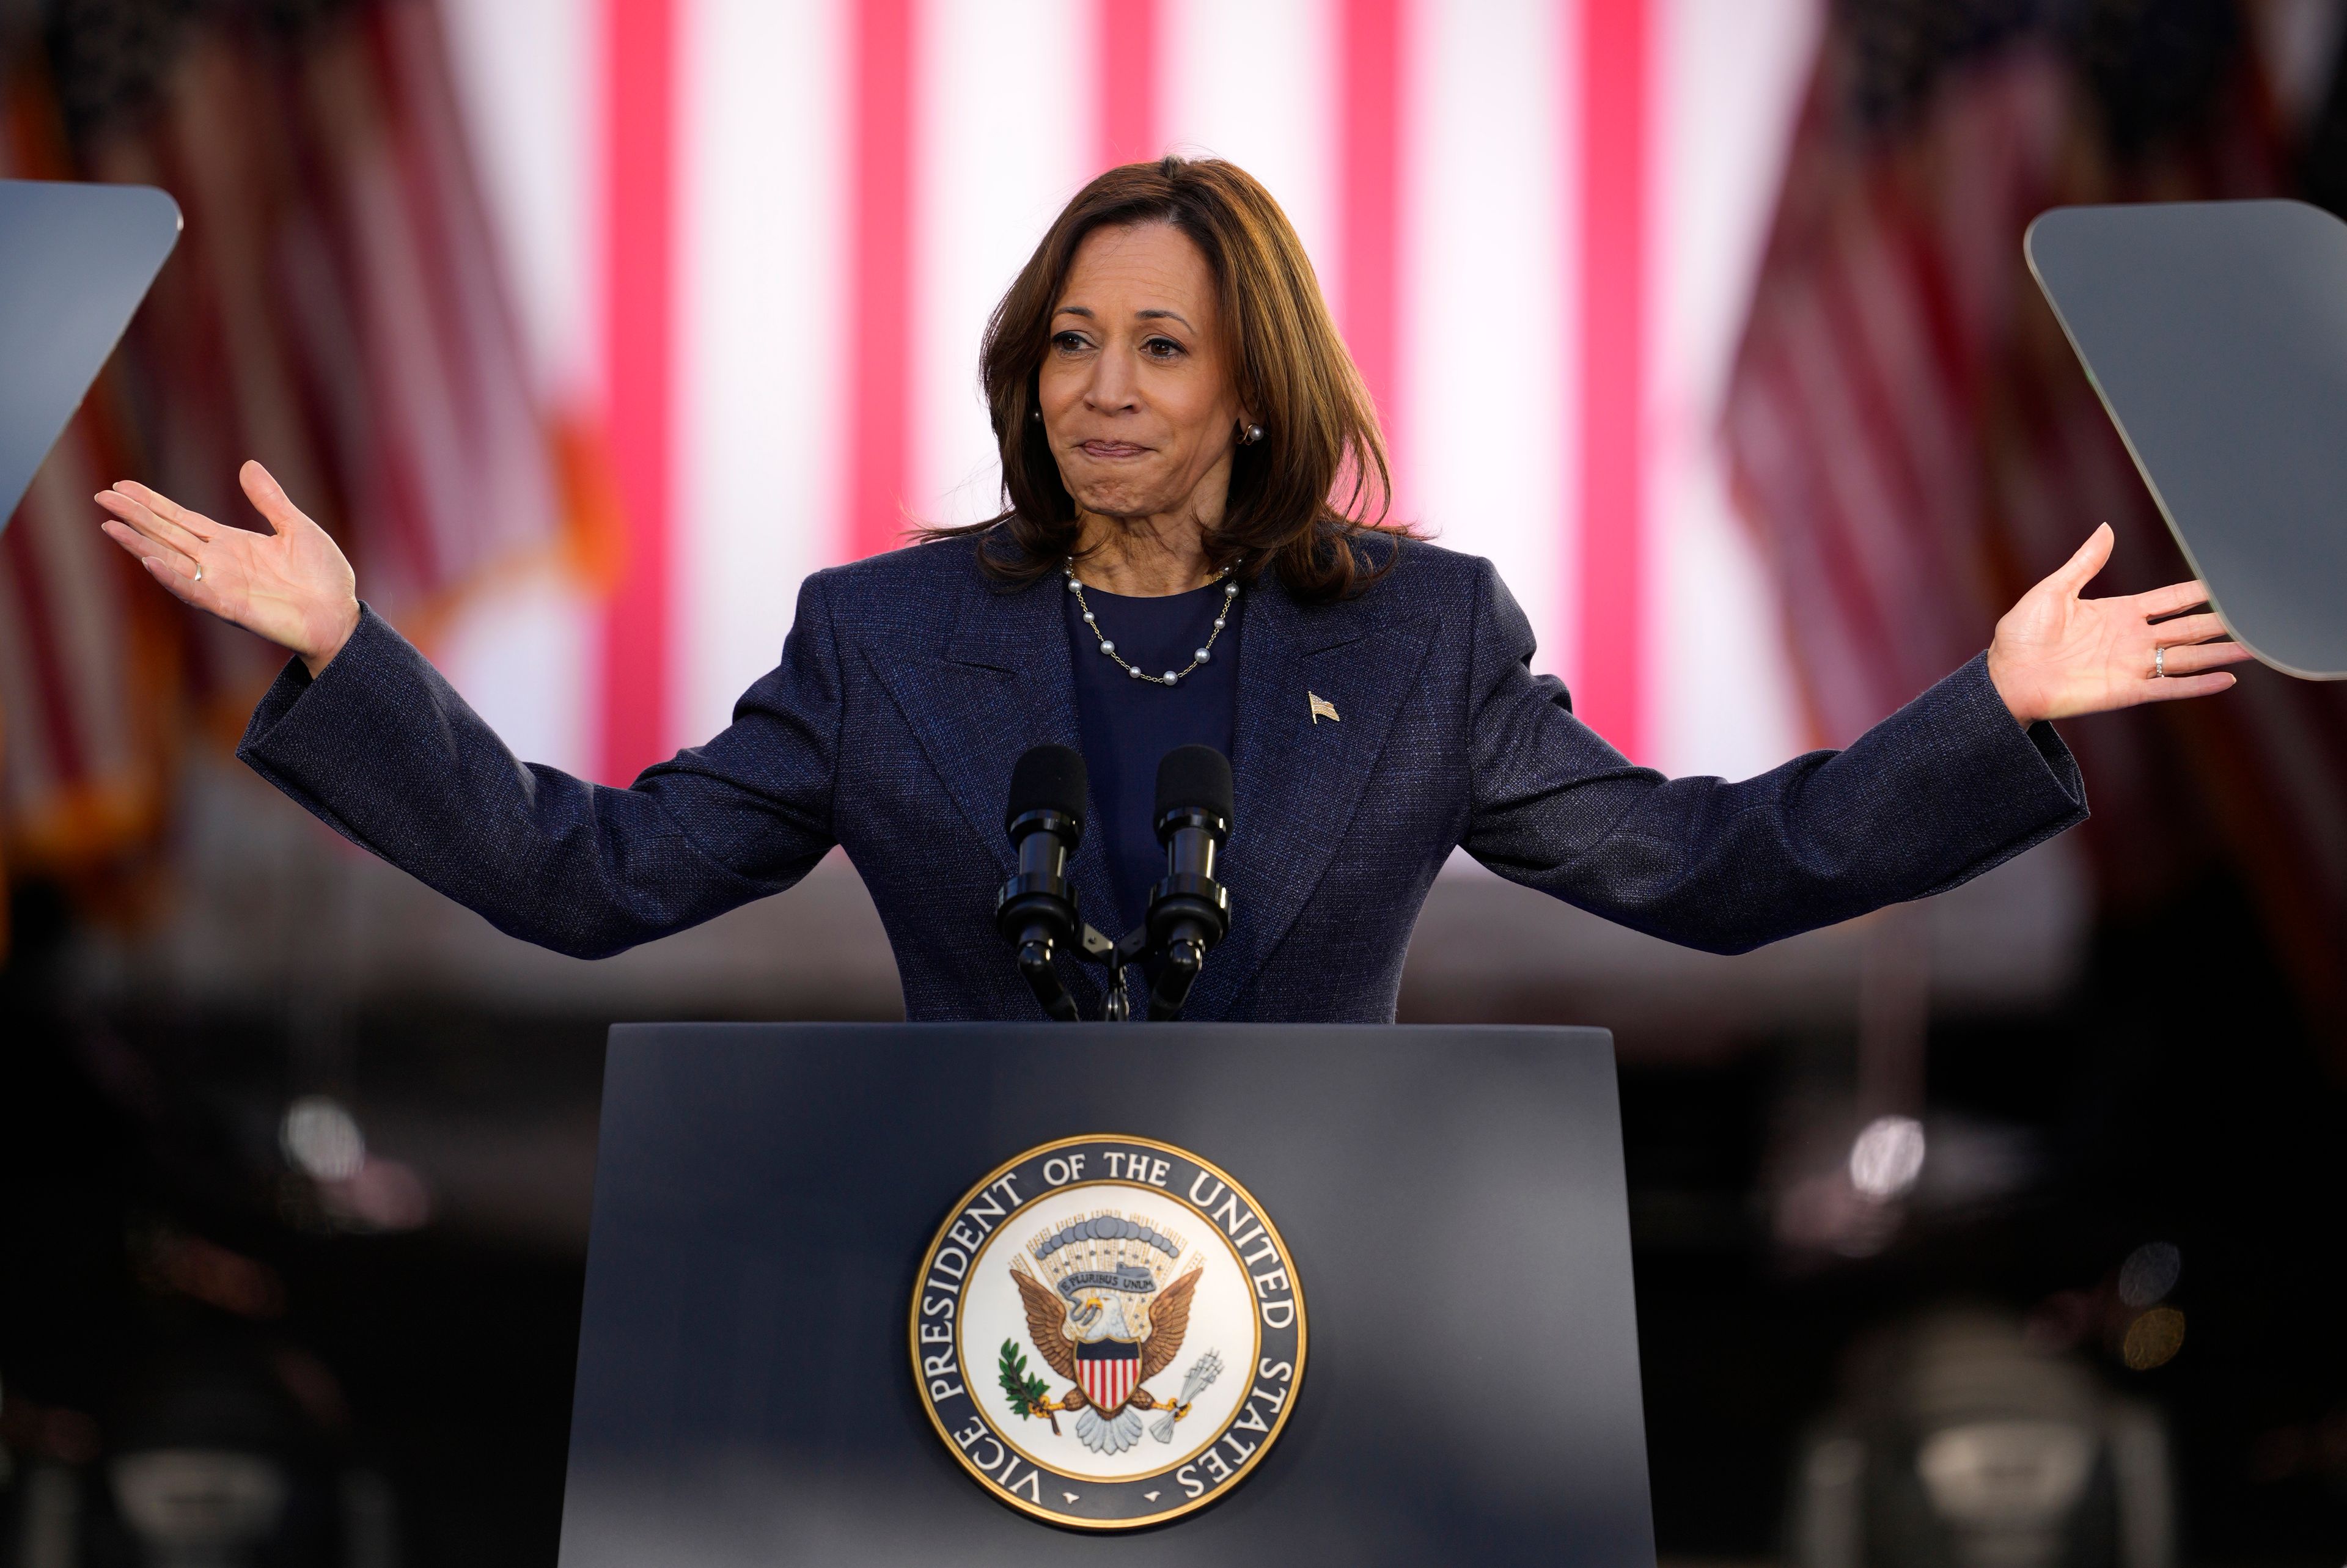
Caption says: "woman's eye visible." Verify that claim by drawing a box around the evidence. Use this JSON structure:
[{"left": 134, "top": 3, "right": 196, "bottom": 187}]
[
  {"left": 1143, "top": 337, "right": 1184, "bottom": 359},
  {"left": 1052, "top": 331, "right": 1091, "bottom": 353}
]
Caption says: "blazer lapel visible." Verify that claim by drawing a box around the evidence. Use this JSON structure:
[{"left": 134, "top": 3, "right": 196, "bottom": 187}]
[
  {"left": 864, "top": 568, "right": 1123, "bottom": 958},
  {"left": 1183, "top": 571, "right": 1437, "bottom": 1018}
]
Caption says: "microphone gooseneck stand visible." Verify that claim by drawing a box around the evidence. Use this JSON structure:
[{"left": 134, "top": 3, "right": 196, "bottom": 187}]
[{"left": 993, "top": 742, "right": 1234, "bottom": 1022}]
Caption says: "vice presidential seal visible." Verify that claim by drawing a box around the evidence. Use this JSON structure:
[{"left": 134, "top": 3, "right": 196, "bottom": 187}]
[{"left": 909, "top": 1134, "right": 1306, "bottom": 1530}]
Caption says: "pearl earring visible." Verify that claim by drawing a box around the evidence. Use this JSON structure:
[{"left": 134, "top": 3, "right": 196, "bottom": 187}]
[{"left": 1240, "top": 423, "right": 1265, "bottom": 445}]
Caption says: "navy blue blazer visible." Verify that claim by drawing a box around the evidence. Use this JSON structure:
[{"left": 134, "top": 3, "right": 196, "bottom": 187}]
[{"left": 238, "top": 534, "right": 2087, "bottom": 1022}]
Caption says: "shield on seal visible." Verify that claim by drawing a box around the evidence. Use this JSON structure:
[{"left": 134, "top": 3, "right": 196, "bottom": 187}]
[{"left": 1076, "top": 1338, "right": 1140, "bottom": 1414}]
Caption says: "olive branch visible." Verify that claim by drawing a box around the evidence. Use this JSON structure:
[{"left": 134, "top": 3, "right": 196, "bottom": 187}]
[{"left": 997, "top": 1340, "right": 1060, "bottom": 1433}]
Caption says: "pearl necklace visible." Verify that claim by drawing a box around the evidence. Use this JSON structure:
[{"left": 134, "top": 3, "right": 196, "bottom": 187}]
[{"left": 1063, "top": 561, "right": 1238, "bottom": 686}]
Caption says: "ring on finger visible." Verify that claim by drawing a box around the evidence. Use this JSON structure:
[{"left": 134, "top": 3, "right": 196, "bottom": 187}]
[
  {"left": 2153, "top": 644, "right": 2165, "bottom": 678},
  {"left": 193, "top": 562, "right": 203, "bottom": 584}
]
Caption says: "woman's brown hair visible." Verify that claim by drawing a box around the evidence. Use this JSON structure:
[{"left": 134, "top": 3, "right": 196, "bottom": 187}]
[{"left": 928, "top": 155, "right": 1402, "bottom": 602}]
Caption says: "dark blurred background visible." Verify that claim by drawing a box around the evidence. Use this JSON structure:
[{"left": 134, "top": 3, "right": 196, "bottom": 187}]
[{"left": 6, "top": 0, "right": 2347, "bottom": 1564}]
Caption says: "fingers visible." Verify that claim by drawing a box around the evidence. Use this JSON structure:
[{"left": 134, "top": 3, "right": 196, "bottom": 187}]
[
  {"left": 2156, "top": 639, "right": 2253, "bottom": 676},
  {"left": 98, "top": 503, "right": 234, "bottom": 621},
  {"left": 98, "top": 518, "right": 195, "bottom": 576},
  {"left": 96, "top": 485, "right": 211, "bottom": 558},
  {"left": 2142, "top": 670, "right": 2236, "bottom": 703},
  {"left": 2150, "top": 611, "right": 2228, "bottom": 647},
  {"left": 2050, "top": 522, "right": 2115, "bottom": 595},
  {"left": 136, "top": 550, "right": 208, "bottom": 608},
  {"left": 109, "top": 480, "right": 215, "bottom": 541},
  {"left": 240, "top": 460, "right": 312, "bottom": 537},
  {"left": 2134, "top": 579, "right": 2211, "bottom": 619}
]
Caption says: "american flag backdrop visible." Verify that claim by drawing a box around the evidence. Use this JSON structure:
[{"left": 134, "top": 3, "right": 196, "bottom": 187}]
[
  {"left": 0, "top": 1, "right": 569, "bottom": 911},
  {"left": 0, "top": 67, "right": 172, "bottom": 891},
  {"left": 1722, "top": 2, "right": 2347, "bottom": 1034},
  {"left": 432, "top": 0, "right": 1821, "bottom": 791}
]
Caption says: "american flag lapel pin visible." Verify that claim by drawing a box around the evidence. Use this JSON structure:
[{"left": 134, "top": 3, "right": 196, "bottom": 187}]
[{"left": 1308, "top": 691, "right": 1340, "bottom": 725}]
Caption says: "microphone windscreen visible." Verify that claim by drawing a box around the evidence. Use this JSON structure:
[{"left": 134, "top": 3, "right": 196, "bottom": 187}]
[
  {"left": 1005, "top": 744, "right": 1088, "bottom": 833},
  {"left": 1155, "top": 744, "right": 1234, "bottom": 824}
]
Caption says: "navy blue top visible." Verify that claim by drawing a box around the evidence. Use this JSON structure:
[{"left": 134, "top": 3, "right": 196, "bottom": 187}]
[{"left": 1063, "top": 576, "right": 1243, "bottom": 931}]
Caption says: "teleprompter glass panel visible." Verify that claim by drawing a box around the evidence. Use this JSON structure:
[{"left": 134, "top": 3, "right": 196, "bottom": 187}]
[
  {"left": 0, "top": 179, "right": 182, "bottom": 530},
  {"left": 2029, "top": 199, "right": 2347, "bottom": 679}
]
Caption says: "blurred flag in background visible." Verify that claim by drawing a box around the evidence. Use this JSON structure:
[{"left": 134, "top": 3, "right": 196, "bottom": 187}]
[
  {"left": 0, "top": 0, "right": 571, "bottom": 934},
  {"left": 1725, "top": 0, "right": 2347, "bottom": 1036},
  {"left": 0, "top": 67, "right": 173, "bottom": 918}
]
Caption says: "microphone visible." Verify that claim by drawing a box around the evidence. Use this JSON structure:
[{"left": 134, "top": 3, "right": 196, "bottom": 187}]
[
  {"left": 995, "top": 744, "right": 1088, "bottom": 1022},
  {"left": 1142, "top": 744, "right": 1234, "bottom": 1020}
]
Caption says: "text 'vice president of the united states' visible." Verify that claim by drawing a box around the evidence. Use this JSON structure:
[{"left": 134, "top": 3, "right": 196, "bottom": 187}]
[{"left": 94, "top": 157, "right": 2250, "bottom": 1023}]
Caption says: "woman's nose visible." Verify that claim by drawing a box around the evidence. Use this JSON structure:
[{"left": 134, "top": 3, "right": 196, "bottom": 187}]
[{"left": 1085, "top": 344, "right": 1140, "bottom": 410}]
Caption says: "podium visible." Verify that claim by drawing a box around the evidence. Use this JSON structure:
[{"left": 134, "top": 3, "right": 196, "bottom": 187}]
[{"left": 554, "top": 1023, "right": 1656, "bottom": 1566}]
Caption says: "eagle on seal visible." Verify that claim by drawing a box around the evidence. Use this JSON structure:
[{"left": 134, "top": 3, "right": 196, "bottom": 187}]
[{"left": 1011, "top": 1259, "right": 1202, "bottom": 1456}]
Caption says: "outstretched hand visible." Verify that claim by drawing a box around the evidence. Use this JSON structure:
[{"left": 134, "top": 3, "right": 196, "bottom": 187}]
[
  {"left": 1986, "top": 523, "right": 2251, "bottom": 727},
  {"left": 97, "top": 461, "right": 361, "bottom": 676}
]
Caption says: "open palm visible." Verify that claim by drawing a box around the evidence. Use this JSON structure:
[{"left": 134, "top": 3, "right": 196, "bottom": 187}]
[
  {"left": 1986, "top": 523, "right": 2250, "bottom": 725},
  {"left": 97, "top": 461, "right": 361, "bottom": 675}
]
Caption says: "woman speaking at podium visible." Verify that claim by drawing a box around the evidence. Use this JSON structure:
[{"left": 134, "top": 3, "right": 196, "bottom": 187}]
[{"left": 95, "top": 157, "right": 2247, "bottom": 1023}]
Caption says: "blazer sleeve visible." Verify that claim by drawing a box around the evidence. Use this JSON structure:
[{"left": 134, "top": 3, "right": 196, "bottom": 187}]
[
  {"left": 1458, "top": 558, "right": 2087, "bottom": 954},
  {"left": 236, "top": 573, "right": 847, "bottom": 958}
]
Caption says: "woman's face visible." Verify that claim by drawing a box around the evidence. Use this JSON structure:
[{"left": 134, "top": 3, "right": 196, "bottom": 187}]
[{"left": 1038, "top": 221, "right": 1251, "bottom": 528}]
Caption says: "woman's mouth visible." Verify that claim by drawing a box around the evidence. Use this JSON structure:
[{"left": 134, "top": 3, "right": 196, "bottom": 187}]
[{"left": 1078, "top": 440, "right": 1150, "bottom": 460}]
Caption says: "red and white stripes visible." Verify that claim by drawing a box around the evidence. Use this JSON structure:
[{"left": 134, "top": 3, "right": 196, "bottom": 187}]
[
  {"left": 598, "top": 0, "right": 680, "bottom": 785},
  {"left": 1576, "top": 0, "right": 1648, "bottom": 757},
  {"left": 436, "top": 0, "right": 1815, "bottom": 788}
]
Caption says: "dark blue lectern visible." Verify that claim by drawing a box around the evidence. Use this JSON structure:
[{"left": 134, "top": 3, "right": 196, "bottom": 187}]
[{"left": 555, "top": 1023, "right": 1656, "bottom": 1566}]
